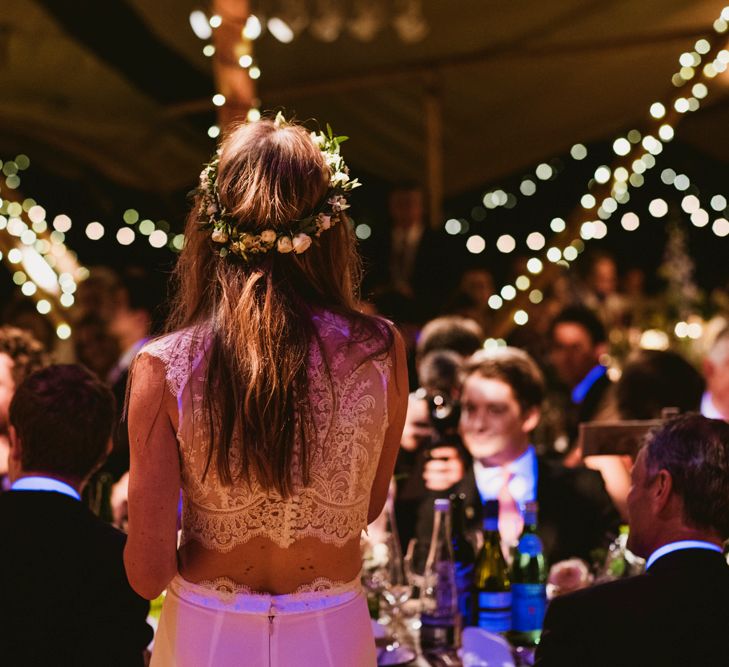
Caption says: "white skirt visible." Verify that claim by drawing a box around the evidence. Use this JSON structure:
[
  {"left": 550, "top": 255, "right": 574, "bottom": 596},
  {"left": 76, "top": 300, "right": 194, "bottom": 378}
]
[{"left": 150, "top": 575, "right": 376, "bottom": 667}]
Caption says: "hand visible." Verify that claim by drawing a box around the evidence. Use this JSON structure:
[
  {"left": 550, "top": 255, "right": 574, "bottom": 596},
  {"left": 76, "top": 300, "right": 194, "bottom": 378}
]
[
  {"left": 422, "top": 446, "right": 464, "bottom": 491},
  {"left": 111, "top": 472, "right": 130, "bottom": 529},
  {"left": 400, "top": 395, "right": 434, "bottom": 452}
]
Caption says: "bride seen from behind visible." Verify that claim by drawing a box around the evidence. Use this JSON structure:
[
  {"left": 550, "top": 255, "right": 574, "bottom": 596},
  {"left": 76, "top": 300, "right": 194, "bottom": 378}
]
[{"left": 123, "top": 115, "right": 408, "bottom": 666}]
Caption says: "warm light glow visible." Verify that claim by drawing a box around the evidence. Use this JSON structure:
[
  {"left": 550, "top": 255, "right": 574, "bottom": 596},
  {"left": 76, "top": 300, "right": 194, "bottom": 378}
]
[
  {"left": 249, "top": 66, "right": 261, "bottom": 80},
  {"left": 546, "top": 247, "right": 561, "bottom": 262},
  {"left": 209, "top": 14, "right": 222, "bottom": 29},
  {"left": 56, "top": 324, "right": 72, "bottom": 340},
  {"left": 681, "top": 195, "right": 700, "bottom": 214},
  {"left": 247, "top": 108, "right": 261, "bottom": 122},
  {"left": 117, "top": 227, "right": 135, "bottom": 245},
  {"left": 712, "top": 218, "right": 729, "bottom": 237},
  {"left": 53, "top": 214, "right": 72, "bottom": 232},
  {"left": 520, "top": 180, "right": 536, "bottom": 196},
  {"left": 563, "top": 246, "right": 578, "bottom": 261},
  {"left": 658, "top": 124, "right": 674, "bottom": 142},
  {"left": 613, "top": 138, "right": 631, "bottom": 156},
  {"left": 36, "top": 299, "right": 51, "bottom": 315},
  {"left": 515, "top": 275, "right": 530, "bottom": 291},
  {"left": 649, "top": 102, "right": 666, "bottom": 119},
  {"left": 570, "top": 144, "right": 587, "bottom": 160},
  {"left": 239, "top": 55, "right": 253, "bottom": 68},
  {"left": 581, "top": 194, "right": 596, "bottom": 209},
  {"left": 488, "top": 295, "right": 503, "bottom": 310},
  {"left": 526, "top": 232, "right": 545, "bottom": 250},
  {"left": 529, "top": 290, "right": 543, "bottom": 304},
  {"left": 691, "top": 209, "right": 709, "bottom": 227},
  {"left": 203, "top": 45, "right": 216, "bottom": 57},
  {"left": 496, "top": 234, "right": 516, "bottom": 254},
  {"left": 21, "top": 246, "right": 59, "bottom": 294},
  {"left": 594, "top": 166, "right": 611, "bottom": 184},
  {"left": 268, "top": 17, "right": 294, "bottom": 43},
  {"left": 212, "top": 94, "right": 226, "bottom": 107},
  {"left": 355, "top": 223, "right": 372, "bottom": 239},
  {"left": 85, "top": 222, "right": 105, "bottom": 240},
  {"left": 550, "top": 217, "right": 566, "bottom": 233},
  {"left": 149, "top": 230, "right": 168, "bottom": 248},
  {"left": 189, "top": 10, "right": 213, "bottom": 39},
  {"left": 648, "top": 199, "right": 668, "bottom": 217},
  {"left": 208, "top": 125, "right": 221, "bottom": 139},
  {"left": 535, "top": 163, "right": 553, "bottom": 180},
  {"left": 526, "top": 257, "right": 543, "bottom": 274},
  {"left": 621, "top": 212, "right": 639, "bottom": 234},
  {"left": 710, "top": 195, "right": 727, "bottom": 211},
  {"left": 514, "top": 310, "right": 529, "bottom": 326},
  {"left": 445, "top": 219, "right": 461, "bottom": 235},
  {"left": 466, "top": 235, "right": 486, "bottom": 254},
  {"left": 243, "top": 14, "right": 263, "bottom": 39},
  {"left": 501, "top": 285, "right": 516, "bottom": 301},
  {"left": 674, "top": 174, "right": 690, "bottom": 191}
]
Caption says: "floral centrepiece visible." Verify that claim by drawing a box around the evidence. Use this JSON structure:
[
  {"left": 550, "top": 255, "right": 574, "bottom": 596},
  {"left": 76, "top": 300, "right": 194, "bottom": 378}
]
[{"left": 196, "top": 113, "right": 361, "bottom": 261}]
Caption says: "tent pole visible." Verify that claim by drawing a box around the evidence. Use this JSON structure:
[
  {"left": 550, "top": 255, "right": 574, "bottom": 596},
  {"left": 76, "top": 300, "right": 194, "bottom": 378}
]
[
  {"left": 211, "top": 0, "right": 256, "bottom": 129},
  {"left": 424, "top": 75, "right": 443, "bottom": 230}
]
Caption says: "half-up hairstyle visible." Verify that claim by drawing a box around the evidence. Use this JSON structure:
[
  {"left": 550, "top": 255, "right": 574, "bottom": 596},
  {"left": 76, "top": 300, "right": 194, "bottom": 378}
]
[{"left": 167, "top": 118, "right": 393, "bottom": 497}]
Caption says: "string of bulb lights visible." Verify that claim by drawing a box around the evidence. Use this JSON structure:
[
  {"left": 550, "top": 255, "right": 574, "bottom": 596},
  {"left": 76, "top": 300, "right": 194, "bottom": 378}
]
[{"left": 478, "top": 6, "right": 729, "bottom": 333}]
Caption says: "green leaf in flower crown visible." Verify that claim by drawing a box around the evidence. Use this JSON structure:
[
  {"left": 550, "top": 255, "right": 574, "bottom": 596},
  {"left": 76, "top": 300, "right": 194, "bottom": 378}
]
[{"left": 336, "top": 136, "right": 349, "bottom": 144}]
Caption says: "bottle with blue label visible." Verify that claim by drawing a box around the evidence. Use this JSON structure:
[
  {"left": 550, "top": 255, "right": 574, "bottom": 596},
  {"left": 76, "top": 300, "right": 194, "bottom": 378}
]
[
  {"left": 508, "top": 500, "right": 547, "bottom": 646},
  {"left": 472, "top": 499, "right": 512, "bottom": 633}
]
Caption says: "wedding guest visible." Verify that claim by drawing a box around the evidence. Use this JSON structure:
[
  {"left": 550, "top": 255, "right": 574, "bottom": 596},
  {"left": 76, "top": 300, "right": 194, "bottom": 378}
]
[
  {"left": 702, "top": 326, "right": 729, "bottom": 421},
  {"left": 548, "top": 305, "right": 615, "bottom": 458},
  {"left": 105, "top": 267, "right": 165, "bottom": 481},
  {"left": 0, "top": 364, "right": 152, "bottom": 666},
  {"left": 586, "top": 348, "right": 705, "bottom": 520},
  {"left": 536, "top": 414, "right": 729, "bottom": 667},
  {"left": 416, "top": 347, "right": 620, "bottom": 565},
  {"left": 0, "top": 326, "right": 48, "bottom": 491}
]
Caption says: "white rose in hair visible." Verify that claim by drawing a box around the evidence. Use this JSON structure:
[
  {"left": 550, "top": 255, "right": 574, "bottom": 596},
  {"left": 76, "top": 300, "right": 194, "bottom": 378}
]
[
  {"left": 277, "top": 236, "right": 293, "bottom": 253},
  {"left": 332, "top": 171, "right": 349, "bottom": 186},
  {"left": 260, "top": 230, "right": 276, "bottom": 244},
  {"left": 211, "top": 229, "right": 228, "bottom": 243},
  {"left": 292, "top": 233, "right": 312, "bottom": 254}
]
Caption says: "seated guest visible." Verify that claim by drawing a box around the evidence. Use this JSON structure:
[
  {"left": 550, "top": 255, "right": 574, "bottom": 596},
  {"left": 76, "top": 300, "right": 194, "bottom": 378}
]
[
  {"left": 0, "top": 365, "right": 153, "bottom": 666},
  {"left": 548, "top": 305, "right": 615, "bottom": 459},
  {"left": 536, "top": 414, "right": 729, "bottom": 666},
  {"left": 0, "top": 325, "right": 48, "bottom": 491},
  {"left": 417, "top": 347, "right": 620, "bottom": 565},
  {"left": 702, "top": 326, "right": 729, "bottom": 421}
]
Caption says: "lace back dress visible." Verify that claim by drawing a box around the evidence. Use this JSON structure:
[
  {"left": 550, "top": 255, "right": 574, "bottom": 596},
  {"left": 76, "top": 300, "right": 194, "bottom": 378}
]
[{"left": 139, "top": 311, "right": 393, "bottom": 557}]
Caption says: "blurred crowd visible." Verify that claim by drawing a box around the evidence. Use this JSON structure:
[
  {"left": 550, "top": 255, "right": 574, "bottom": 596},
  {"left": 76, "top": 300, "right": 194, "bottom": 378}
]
[{"left": 0, "top": 185, "right": 728, "bottom": 547}]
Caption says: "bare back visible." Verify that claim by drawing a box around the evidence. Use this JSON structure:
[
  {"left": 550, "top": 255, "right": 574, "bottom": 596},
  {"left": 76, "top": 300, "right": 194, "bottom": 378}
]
[{"left": 135, "top": 311, "right": 404, "bottom": 594}]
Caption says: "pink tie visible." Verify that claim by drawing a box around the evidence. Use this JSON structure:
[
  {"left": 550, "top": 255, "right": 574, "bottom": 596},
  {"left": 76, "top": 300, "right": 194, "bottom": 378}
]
[{"left": 498, "top": 468, "right": 524, "bottom": 558}]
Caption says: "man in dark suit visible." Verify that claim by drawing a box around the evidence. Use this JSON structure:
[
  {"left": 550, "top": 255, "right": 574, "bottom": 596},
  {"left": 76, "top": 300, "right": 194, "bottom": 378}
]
[
  {"left": 536, "top": 414, "right": 729, "bottom": 666},
  {"left": 548, "top": 305, "right": 615, "bottom": 458},
  {"left": 417, "top": 347, "right": 620, "bottom": 566},
  {"left": 0, "top": 364, "right": 153, "bottom": 666}
]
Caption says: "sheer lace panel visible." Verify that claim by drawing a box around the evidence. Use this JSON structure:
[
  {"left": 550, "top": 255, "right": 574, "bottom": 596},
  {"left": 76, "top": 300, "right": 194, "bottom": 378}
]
[{"left": 139, "top": 312, "right": 393, "bottom": 552}]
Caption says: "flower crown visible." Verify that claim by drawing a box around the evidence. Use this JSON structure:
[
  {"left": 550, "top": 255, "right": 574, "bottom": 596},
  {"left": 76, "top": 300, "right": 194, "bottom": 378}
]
[{"left": 196, "top": 113, "right": 361, "bottom": 261}]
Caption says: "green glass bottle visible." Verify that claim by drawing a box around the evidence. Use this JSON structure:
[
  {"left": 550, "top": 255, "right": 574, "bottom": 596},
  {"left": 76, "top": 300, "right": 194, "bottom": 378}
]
[
  {"left": 472, "top": 499, "right": 511, "bottom": 633},
  {"left": 508, "top": 500, "right": 547, "bottom": 646}
]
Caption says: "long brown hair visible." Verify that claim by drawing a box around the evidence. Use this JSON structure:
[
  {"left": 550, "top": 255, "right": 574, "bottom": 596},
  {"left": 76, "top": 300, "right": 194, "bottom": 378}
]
[{"left": 167, "top": 118, "right": 392, "bottom": 496}]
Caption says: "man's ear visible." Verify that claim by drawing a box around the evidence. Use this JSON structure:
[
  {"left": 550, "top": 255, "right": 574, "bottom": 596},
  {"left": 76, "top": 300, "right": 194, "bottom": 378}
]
[
  {"left": 521, "top": 406, "right": 541, "bottom": 434},
  {"left": 653, "top": 469, "right": 674, "bottom": 514},
  {"left": 8, "top": 425, "right": 22, "bottom": 462}
]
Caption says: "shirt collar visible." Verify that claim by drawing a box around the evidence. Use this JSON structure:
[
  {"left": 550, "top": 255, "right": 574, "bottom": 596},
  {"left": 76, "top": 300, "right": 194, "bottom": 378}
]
[
  {"left": 701, "top": 392, "right": 726, "bottom": 421},
  {"left": 645, "top": 540, "right": 722, "bottom": 570},
  {"left": 473, "top": 445, "right": 537, "bottom": 507},
  {"left": 11, "top": 476, "right": 81, "bottom": 501},
  {"left": 571, "top": 364, "right": 607, "bottom": 404}
]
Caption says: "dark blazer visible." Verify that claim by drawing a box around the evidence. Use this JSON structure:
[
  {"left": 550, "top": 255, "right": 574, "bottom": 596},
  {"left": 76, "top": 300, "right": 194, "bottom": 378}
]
[
  {"left": 415, "top": 456, "right": 621, "bottom": 566},
  {"left": 0, "top": 490, "right": 152, "bottom": 666},
  {"left": 535, "top": 548, "right": 729, "bottom": 666}
]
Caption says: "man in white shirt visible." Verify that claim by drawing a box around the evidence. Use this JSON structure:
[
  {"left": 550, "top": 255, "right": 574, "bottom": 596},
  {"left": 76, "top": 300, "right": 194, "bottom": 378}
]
[
  {"left": 417, "top": 347, "right": 620, "bottom": 565},
  {"left": 702, "top": 326, "right": 729, "bottom": 421},
  {"left": 536, "top": 414, "right": 729, "bottom": 667}
]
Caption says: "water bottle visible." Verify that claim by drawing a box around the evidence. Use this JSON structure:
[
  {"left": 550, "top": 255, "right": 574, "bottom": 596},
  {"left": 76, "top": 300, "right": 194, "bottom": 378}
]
[
  {"left": 449, "top": 492, "right": 475, "bottom": 625},
  {"left": 420, "top": 498, "right": 460, "bottom": 650},
  {"left": 508, "top": 501, "right": 547, "bottom": 646}
]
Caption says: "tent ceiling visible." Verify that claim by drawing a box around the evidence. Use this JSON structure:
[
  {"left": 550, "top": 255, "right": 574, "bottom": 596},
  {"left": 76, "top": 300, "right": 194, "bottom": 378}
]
[{"left": 2, "top": 0, "right": 729, "bottom": 200}]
